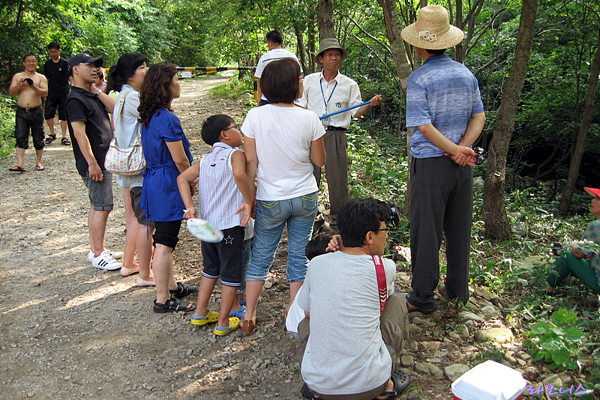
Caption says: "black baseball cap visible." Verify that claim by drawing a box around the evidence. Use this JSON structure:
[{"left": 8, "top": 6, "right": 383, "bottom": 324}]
[{"left": 68, "top": 53, "right": 103, "bottom": 68}]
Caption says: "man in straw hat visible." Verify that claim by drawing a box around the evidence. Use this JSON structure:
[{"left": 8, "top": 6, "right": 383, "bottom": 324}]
[
  {"left": 298, "top": 38, "right": 382, "bottom": 226},
  {"left": 401, "top": 5, "right": 486, "bottom": 313},
  {"left": 546, "top": 187, "right": 600, "bottom": 296}
]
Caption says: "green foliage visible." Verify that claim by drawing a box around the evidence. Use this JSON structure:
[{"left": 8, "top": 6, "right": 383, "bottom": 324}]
[
  {"left": 524, "top": 309, "right": 585, "bottom": 371},
  {"left": 209, "top": 75, "right": 254, "bottom": 101},
  {"left": 346, "top": 126, "right": 407, "bottom": 204},
  {"left": 0, "top": 93, "right": 17, "bottom": 156}
]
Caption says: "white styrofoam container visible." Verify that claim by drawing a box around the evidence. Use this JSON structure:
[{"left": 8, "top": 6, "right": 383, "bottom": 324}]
[{"left": 451, "top": 360, "right": 526, "bottom": 400}]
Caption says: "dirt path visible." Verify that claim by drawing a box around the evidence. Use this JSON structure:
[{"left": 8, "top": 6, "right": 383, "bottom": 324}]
[
  {"left": 0, "top": 77, "right": 459, "bottom": 400},
  {"left": 0, "top": 77, "right": 300, "bottom": 400}
]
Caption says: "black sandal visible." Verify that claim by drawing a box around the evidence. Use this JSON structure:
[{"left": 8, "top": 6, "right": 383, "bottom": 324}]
[
  {"left": 300, "top": 383, "right": 316, "bottom": 399},
  {"left": 61, "top": 137, "right": 71, "bottom": 145},
  {"left": 376, "top": 370, "right": 410, "bottom": 399},
  {"left": 45, "top": 134, "right": 57, "bottom": 144},
  {"left": 153, "top": 297, "right": 194, "bottom": 313},
  {"left": 169, "top": 282, "right": 199, "bottom": 298}
]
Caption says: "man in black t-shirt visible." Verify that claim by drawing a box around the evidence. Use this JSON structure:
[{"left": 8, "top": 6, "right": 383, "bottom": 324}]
[
  {"left": 44, "top": 42, "right": 70, "bottom": 145},
  {"left": 66, "top": 53, "right": 121, "bottom": 271}
]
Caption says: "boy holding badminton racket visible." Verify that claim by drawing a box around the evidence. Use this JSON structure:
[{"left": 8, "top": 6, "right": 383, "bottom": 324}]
[{"left": 177, "top": 114, "right": 253, "bottom": 336}]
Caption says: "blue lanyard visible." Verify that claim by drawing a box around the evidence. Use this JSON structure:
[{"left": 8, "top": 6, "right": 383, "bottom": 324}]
[{"left": 320, "top": 79, "right": 338, "bottom": 114}]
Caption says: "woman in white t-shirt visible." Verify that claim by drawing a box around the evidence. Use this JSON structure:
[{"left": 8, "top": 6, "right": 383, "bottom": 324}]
[
  {"left": 106, "top": 53, "right": 154, "bottom": 286},
  {"left": 241, "top": 58, "right": 326, "bottom": 334}
]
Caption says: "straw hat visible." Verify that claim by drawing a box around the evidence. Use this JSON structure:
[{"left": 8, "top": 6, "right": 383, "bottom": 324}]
[
  {"left": 401, "top": 5, "right": 464, "bottom": 50},
  {"left": 317, "top": 38, "right": 348, "bottom": 60}
]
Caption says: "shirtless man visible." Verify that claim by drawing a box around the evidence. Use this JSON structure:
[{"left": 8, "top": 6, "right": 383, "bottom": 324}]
[{"left": 8, "top": 53, "right": 48, "bottom": 172}]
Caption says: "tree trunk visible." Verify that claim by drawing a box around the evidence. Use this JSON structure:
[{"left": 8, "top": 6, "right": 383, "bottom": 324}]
[
  {"left": 558, "top": 31, "right": 600, "bottom": 215},
  {"left": 317, "top": 0, "right": 335, "bottom": 41},
  {"left": 294, "top": 25, "right": 308, "bottom": 75},
  {"left": 455, "top": 0, "right": 464, "bottom": 64},
  {"left": 483, "top": 0, "right": 538, "bottom": 240},
  {"left": 379, "top": 0, "right": 415, "bottom": 213},
  {"left": 308, "top": 9, "right": 317, "bottom": 73},
  {"left": 15, "top": 0, "right": 25, "bottom": 29}
]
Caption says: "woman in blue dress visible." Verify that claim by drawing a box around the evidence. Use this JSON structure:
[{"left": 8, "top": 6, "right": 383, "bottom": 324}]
[{"left": 139, "top": 62, "right": 197, "bottom": 312}]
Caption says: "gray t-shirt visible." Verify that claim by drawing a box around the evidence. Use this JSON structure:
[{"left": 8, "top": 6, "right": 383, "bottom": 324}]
[{"left": 298, "top": 251, "right": 396, "bottom": 395}]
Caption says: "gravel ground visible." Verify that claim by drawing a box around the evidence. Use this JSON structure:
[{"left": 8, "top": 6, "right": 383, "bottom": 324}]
[{"left": 0, "top": 76, "right": 491, "bottom": 400}]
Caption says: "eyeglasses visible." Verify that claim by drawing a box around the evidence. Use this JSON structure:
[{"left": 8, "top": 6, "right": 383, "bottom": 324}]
[{"left": 223, "top": 124, "right": 238, "bottom": 131}]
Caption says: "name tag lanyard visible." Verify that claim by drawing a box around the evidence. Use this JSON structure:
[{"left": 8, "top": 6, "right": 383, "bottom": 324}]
[{"left": 320, "top": 79, "right": 337, "bottom": 126}]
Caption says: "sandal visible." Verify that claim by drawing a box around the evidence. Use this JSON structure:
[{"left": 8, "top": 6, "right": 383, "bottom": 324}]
[
  {"left": 406, "top": 302, "right": 436, "bottom": 314},
  {"left": 300, "top": 383, "right": 316, "bottom": 399},
  {"left": 36, "top": 165, "right": 45, "bottom": 171},
  {"left": 169, "top": 282, "right": 198, "bottom": 298},
  {"left": 153, "top": 297, "right": 194, "bottom": 313},
  {"left": 214, "top": 317, "right": 240, "bottom": 336},
  {"left": 377, "top": 370, "right": 410, "bottom": 399},
  {"left": 191, "top": 311, "right": 219, "bottom": 326},
  {"left": 229, "top": 305, "right": 246, "bottom": 319},
  {"left": 61, "top": 137, "right": 70, "bottom": 145},
  {"left": 9, "top": 166, "right": 26, "bottom": 172},
  {"left": 45, "top": 134, "right": 56, "bottom": 144}
]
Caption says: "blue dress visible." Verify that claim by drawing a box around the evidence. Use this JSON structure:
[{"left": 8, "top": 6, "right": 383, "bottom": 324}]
[{"left": 141, "top": 108, "right": 193, "bottom": 222}]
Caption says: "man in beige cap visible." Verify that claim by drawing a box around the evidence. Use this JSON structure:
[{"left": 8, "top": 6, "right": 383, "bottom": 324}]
[
  {"left": 401, "top": 5, "right": 486, "bottom": 313},
  {"left": 298, "top": 38, "right": 382, "bottom": 225}
]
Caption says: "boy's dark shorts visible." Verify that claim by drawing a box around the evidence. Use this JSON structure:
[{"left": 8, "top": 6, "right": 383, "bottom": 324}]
[
  {"left": 201, "top": 226, "right": 244, "bottom": 286},
  {"left": 82, "top": 172, "right": 113, "bottom": 211},
  {"left": 130, "top": 187, "right": 155, "bottom": 226},
  {"left": 153, "top": 220, "right": 181, "bottom": 250}
]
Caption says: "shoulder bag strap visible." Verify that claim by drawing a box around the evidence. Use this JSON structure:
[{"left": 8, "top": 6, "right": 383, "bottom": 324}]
[
  {"left": 372, "top": 255, "right": 387, "bottom": 313},
  {"left": 113, "top": 90, "right": 132, "bottom": 144}
]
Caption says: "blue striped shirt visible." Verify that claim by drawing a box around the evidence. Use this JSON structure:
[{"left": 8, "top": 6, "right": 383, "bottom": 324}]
[
  {"left": 407, "top": 55, "right": 484, "bottom": 158},
  {"left": 198, "top": 142, "right": 245, "bottom": 230}
]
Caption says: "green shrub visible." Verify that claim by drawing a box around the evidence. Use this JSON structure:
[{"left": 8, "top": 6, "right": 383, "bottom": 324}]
[
  {"left": 524, "top": 309, "right": 585, "bottom": 371},
  {"left": 0, "top": 93, "right": 16, "bottom": 157}
]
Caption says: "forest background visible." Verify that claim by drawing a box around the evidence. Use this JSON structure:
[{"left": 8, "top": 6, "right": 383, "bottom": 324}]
[{"left": 1, "top": 0, "right": 600, "bottom": 394}]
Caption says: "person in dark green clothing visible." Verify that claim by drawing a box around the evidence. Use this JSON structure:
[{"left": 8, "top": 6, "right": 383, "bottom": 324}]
[{"left": 546, "top": 187, "right": 600, "bottom": 295}]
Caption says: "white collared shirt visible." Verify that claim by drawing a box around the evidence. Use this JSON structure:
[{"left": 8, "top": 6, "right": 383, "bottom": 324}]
[{"left": 297, "top": 71, "right": 363, "bottom": 129}]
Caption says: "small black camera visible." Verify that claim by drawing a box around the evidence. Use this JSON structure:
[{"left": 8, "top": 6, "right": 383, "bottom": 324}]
[
  {"left": 24, "top": 78, "right": 33, "bottom": 86},
  {"left": 385, "top": 202, "right": 400, "bottom": 227},
  {"left": 551, "top": 242, "right": 563, "bottom": 256},
  {"left": 473, "top": 147, "right": 485, "bottom": 165}
]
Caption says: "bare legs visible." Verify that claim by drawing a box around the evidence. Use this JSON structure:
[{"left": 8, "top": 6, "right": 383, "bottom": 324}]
[
  {"left": 89, "top": 206, "right": 110, "bottom": 257},
  {"left": 45, "top": 118, "right": 68, "bottom": 140},
  {"left": 122, "top": 189, "right": 140, "bottom": 271},
  {"left": 153, "top": 243, "right": 178, "bottom": 304},
  {"left": 15, "top": 147, "right": 26, "bottom": 169},
  {"left": 35, "top": 149, "right": 43, "bottom": 168},
  {"left": 137, "top": 225, "right": 155, "bottom": 282},
  {"left": 194, "top": 278, "right": 237, "bottom": 328},
  {"left": 243, "top": 280, "right": 264, "bottom": 327}
]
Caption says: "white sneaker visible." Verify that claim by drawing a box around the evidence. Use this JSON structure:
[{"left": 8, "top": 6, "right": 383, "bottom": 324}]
[
  {"left": 92, "top": 252, "right": 122, "bottom": 271},
  {"left": 88, "top": 249, "right": 124, "bottom": 263}
]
